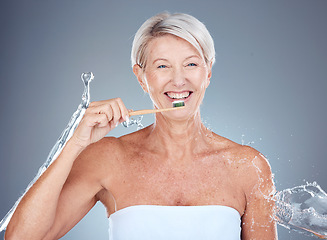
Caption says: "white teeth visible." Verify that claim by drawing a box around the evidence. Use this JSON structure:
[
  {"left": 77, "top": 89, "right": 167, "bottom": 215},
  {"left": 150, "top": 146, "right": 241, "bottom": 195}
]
[{"left": 166, "top": 92, "right": 190, "bottom": 99}]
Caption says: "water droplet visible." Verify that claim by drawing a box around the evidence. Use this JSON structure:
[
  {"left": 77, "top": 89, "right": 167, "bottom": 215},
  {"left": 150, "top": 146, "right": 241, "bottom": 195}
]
[{"left": 122, "top": 116, "right": 144, "bottom": 130}]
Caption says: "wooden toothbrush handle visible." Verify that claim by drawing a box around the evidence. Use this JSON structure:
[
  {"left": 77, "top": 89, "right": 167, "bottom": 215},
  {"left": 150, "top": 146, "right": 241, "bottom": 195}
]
[{"left": 129, "top": 106, "right": 185, "bottom": 116}]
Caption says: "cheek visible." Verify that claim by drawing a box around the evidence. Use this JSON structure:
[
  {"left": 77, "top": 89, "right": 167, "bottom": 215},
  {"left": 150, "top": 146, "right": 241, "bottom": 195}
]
[
  {"left": 188, "top": 69, "right": 209, "bottom": 89},
  {"left": 145, "top": 71, "right": 168, "bottom": 90}
]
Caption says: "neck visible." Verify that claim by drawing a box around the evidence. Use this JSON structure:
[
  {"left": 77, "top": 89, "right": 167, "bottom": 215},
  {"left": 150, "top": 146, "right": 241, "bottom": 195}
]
[{"left": 146, "top": 110, "right": 211, "bottom": 160}]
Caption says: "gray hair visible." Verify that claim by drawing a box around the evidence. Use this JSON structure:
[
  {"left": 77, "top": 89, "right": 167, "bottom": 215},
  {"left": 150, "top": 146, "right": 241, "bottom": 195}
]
[{"left": 131, "top": 12, "right": 215, "bottom": 69}]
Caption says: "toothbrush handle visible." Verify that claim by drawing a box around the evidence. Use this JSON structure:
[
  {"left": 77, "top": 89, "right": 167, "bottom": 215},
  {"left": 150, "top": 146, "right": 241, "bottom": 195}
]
[{"left": 129, "top": 106, "right": 185, "bottom": 116}]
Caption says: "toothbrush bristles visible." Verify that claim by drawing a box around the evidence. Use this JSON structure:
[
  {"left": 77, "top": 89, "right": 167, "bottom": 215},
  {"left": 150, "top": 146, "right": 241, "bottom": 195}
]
[{"left": 172, "top": 100, "right": 185, "bottom": 108}]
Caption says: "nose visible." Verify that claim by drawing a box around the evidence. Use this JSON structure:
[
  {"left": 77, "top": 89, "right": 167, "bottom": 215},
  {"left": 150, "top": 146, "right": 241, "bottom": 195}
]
[{"left": 171, "top": 67, "right": 186, "bottom": 87}]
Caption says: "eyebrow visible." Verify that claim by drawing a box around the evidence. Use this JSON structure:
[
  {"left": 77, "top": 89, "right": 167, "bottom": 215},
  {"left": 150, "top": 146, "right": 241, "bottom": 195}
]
[
  {"left": 152, "top": 55, "right": 201, "bottom": 64},
  {"left": 185, "top": 55, "right": 201, "bottom": 60},
  {"left": 152, "top": 58, "right": 168, "bottom": 64}
]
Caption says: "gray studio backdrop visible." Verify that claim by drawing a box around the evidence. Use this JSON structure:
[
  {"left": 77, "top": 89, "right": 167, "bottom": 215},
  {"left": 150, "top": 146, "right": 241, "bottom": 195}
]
[{"left": 0, "top": 0, "right": 326, "bottom": 239}]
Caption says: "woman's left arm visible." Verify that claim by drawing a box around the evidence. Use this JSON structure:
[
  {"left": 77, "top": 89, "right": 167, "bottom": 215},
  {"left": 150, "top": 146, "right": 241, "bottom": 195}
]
[{"left": 241, "top": 148, "right": 278, "bottom": 240}]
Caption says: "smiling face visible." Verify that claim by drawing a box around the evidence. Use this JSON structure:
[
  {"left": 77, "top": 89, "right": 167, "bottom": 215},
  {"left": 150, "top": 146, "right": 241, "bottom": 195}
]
[{"left": 133, "top": 34, "right": 212, "bottom": 120}]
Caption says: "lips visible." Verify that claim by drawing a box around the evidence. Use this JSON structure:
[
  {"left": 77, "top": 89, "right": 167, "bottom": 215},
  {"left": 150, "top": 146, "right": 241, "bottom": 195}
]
[{"left": 164, "top": 91, "right": 192, "bottom": 100}]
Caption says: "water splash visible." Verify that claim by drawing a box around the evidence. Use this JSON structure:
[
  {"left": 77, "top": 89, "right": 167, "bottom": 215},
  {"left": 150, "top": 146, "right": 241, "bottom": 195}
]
[
  {"left": 226, "top": 148, "right": 327, "bottom": 238},
  {"left": 122, "top": 115, "right": 144, "bottom": 130},
  {"left": 274, "top": 182, "right": 327, "bottom": 239},
  {"left": 0, "top": 72, "right": 94, "bottom": 232}
]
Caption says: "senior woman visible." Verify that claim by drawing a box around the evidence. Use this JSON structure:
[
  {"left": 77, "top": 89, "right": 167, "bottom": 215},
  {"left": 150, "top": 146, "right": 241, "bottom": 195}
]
[{"left": 5, "top": 12, "right": 277, "bottom": 240}]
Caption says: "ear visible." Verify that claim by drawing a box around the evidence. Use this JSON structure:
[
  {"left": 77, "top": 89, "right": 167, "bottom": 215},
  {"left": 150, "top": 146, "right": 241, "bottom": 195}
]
[
  {"left": 205, "top": 61, "right": 213, "bottom": 88},
  {"left": 133, "top": 64, "right": 149, "bottom": 93}
]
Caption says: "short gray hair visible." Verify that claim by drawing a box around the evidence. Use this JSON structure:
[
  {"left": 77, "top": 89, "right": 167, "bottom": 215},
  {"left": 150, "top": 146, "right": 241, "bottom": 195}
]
[{"left": 131, "top": 12, "right": 215, "bottom": 69}]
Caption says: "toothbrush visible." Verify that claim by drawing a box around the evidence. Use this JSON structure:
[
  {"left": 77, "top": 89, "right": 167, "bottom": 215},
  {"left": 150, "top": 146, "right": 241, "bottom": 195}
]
[{"left": 129, "top": 100, "right": 185, "bottom": 116}]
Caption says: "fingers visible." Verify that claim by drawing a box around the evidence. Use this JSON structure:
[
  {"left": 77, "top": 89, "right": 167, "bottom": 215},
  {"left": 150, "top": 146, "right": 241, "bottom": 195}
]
[
  {"left": 116, "top": 98, "right": 130, "bottom": 122},
  {"left": 72, "top": 98, "right": 130, "bottom": 147},
  {"left": 86, "top": 98, "right": 129, "bottom": 127},
  {"left": 83, "top": 112, "right": 110, "bottom": 128}
]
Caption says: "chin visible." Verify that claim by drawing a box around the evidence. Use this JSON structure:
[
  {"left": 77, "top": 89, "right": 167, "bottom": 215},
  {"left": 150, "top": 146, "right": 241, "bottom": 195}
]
[{"left": 161, "top": 107, "right": 199, "bottom": 122}]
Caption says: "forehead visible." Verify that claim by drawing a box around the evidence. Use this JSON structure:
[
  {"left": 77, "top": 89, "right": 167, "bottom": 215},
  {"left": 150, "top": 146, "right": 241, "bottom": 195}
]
[{"left": 146, "top": 34, "right": 201, "bottom": 60}]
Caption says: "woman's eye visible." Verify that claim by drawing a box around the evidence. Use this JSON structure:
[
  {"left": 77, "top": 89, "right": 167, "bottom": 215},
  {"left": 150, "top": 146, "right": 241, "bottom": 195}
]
[
  {"left": 158, "top": 65, "right": 167, "bottom": 69},
  {"left": 187, "top": 63, "right": 197, "bottom": 67}
]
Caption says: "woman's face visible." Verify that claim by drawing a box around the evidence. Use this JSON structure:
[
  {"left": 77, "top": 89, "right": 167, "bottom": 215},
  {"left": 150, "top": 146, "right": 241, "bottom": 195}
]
[{"left": 134, "top": 34, "right": 212, "bottom": 120}]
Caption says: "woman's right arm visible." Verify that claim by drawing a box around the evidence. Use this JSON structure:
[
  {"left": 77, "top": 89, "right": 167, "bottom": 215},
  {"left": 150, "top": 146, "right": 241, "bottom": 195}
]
[{"left": 5, "top": 98, "right": 129, "bottom": 240}]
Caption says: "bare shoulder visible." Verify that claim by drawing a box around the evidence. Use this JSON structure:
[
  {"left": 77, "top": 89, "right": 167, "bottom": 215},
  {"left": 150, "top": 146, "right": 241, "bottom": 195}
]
[
  {"left": 77, "top": 136, "right": 124, "bottom": 161},
  {"left": 212, "top": 132, "right": 271, "bottom": 172},
  {"left": 208, "top": 132, "right": 274, "bottom": 193},
  {"left": 70, "top": 136, "right": 125, "bottom": 182},
  {"left": 236, "top": 145, "right": 273, "bottom": 181},
  {"left": 229, "top": 144, "right": 275, "bottom": 200},
  {"left": 74, "top": 127, "right": 151, "bottom": 173},
  {"left": 231, "top": 144, "right": 272, "bottom": 175}
]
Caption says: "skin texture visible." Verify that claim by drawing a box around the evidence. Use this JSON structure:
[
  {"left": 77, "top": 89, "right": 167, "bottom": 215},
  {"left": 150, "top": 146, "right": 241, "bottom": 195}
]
[{"left": 5, "top": 34, "right": 277, "bottom": 240}]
